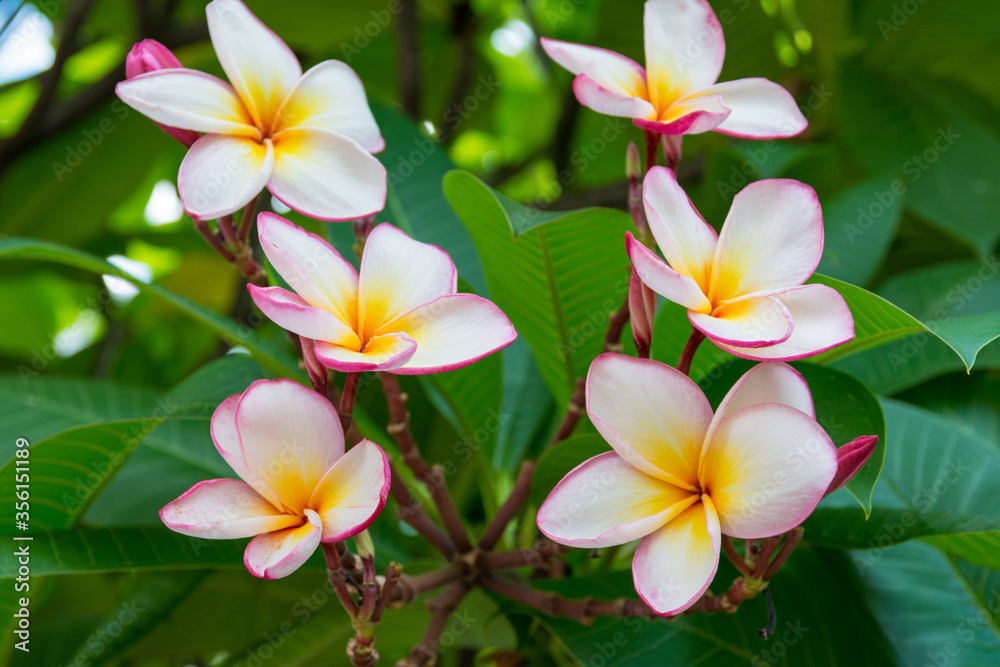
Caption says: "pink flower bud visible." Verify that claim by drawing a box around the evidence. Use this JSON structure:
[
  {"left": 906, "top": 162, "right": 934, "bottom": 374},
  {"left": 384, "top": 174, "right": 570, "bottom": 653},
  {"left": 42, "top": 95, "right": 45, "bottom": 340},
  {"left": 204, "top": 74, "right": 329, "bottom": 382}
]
[
  {"left": 629, "top": 268, "right": 656, "bottom": 357},
  {"left": 125, "top": 40, "right": 200, "bottom": 148},
  {"left": 824, "top": 435, "right": 879, "bottom": 496}
]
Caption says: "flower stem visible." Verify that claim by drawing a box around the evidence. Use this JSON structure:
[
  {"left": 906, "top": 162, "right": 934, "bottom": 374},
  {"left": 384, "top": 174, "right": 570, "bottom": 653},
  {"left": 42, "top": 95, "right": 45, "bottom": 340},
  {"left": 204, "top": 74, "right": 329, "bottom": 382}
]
[
  {"left": 237, "top": 194, "right": 260, "bottom": 245},
  {"left": 644, "top": 129, "right": 660, "bottom": 173},
  {"left": 721, "top": 536, "right": 753, "bottom": 577},
  {"left": 399, "top": 582, "right": 471, "bottom": 667},
  {"left": 763, "top": 527, "right": 804, "bottom": 580},
  {"left": 339, "top": 372, "right": 361, "bottom": 434},
  {"left": 193, "top": 219, "right": 235, "bottom": 262},
  {"left": 677, "top": 329, "right": 706, "bottom": 376}
]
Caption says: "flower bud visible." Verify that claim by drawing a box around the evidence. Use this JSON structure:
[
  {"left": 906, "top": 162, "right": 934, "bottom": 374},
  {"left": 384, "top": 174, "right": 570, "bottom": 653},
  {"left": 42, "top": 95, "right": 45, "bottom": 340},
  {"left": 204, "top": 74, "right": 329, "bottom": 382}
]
[
  {"left": 354, "top": 529, "right": 376, "bottom": 561},
  {"left": 125, "top": 40, "right": 200, "bottom": 147},
  {"left": 628, "top": 268, "right": 656, "bottom": 357},
  {"left": 824, "top": 435, "right": 878, "bottom": 496},
  {"left": 625, "top": 142, "right": 642, "bottom": 182}
]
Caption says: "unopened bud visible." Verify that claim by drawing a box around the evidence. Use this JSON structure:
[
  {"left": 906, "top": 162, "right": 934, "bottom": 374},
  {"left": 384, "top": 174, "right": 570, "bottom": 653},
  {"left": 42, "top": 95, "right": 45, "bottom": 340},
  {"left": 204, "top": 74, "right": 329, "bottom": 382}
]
[
  {"left": 628, "top": 265, "right": 657, "bottom": 357},
  {"left": 626, "top": 142, "right": 642, "bottom": 182},
  {"left": 824, "top": 435, "right": 878, "bottom": 496},
  {"left": 125, "top": 40, "right": 200, "bottom": 148},
  {"left": 354, "top": 529, "right": 375, "bottom": 561}
]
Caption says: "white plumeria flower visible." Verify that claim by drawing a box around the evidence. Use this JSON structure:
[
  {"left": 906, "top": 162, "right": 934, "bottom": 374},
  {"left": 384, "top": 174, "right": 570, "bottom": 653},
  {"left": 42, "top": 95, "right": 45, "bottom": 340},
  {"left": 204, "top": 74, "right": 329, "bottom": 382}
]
[
  {"left": 541, "top": 0, "right": 807, "bottom": 139},
  {"left": 248, "top": 213, "right": 518, "bottom": 373},
  {"left": 627, "top": 167, "right": 854, "bottom": 360},
  {"left": 116, "top": 0, "right": 386, "bottom": 222},
  {"left": 161, "top": 379, "right": 390, "bottom": 579},
  {"left": 537, "top": 356, "right": 837, "bottom": 615}
]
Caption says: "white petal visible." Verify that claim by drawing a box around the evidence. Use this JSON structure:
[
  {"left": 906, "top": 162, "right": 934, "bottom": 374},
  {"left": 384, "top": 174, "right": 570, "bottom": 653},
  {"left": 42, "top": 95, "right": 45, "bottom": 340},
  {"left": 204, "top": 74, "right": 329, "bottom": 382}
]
[
  {"left": 626, "top": 233, "right": 711, "bottom": 312},
  {"left": 160, "top": 479, "right": 299, "bottom": 539},
  {"left": 234, "top": 379, "right": 344, "bottom": 513},
  {"left": 244, "top": 510, "right": 323, "bottom": 579},
  {"left": 586, "top": 354, "right": 712, "bottom": 490},
  {"left": 698, "top": 78, "right": 807, "bottom": 139},
  {"left": 311, "top": 441, "right": 391, "bottom": 542},
  {"left": 644, "top": 0, "right": 725, "bottom": 109},
  {"left": 715, "top": 284, "right": 855, "bottom": 362},
  {"left": 314, "top": 332, "right": 418, "bottom": 373},
  {"left": 633, "top": 498, "right": 721, "bottom": 616},
  {"left": 248, "top": 285, "right": 360, "bottom": 348},
  {"left": 701, "top": 404, "right": 836, "bottom": 538},
  {"left": 573, "top": 74, "right": 657, "bottom": 119},
  {"left": 268, "top": 127, "right": 387, "bottom": 221},
  {"left": 358, "top": 224, "right": 457, "bottom": 339},
  {"left": 634, "top": 95, "right": 730, "bottom": 135},
  {"left": 273, "top": 60, "right": 384, "bottom": 153},
  {"left": 178, "top": 134, "right": 273, "bottom": 220},
  {"left": 540, "top": 37, "right": 648, "bottom": 99},
  {"left": 642, "top": 167, "right": 717, "bottom": 292},
  {"left": 376, "top": 294, "right": 517, "bottom": 374},
  {"left": 689, "top": 296, "right": 792, "bottom": 347},
  {"left": 115, "top": 69, "right": 258, "bottom": 137},
  {"left": 537, "top": 452, "right": 698, "bottom": 548},
  {"left": 206, "top": 0, "right": 301, "bottom": 130},
  {"left": 256, "top": 212, "right": 359, "bottom": 324},
  {"left": 710, "top": 179, "right": 823, "bottom": 303}
]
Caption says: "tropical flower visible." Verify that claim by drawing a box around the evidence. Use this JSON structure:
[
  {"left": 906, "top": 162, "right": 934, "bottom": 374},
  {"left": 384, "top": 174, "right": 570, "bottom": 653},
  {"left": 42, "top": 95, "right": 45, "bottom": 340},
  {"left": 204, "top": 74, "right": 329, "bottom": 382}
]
[
  {"left": 125, "top": 40, "right": 200, "bottom": 148},
  {"left": 248, "top": 213, "right": 517, "bottom": 373},
  {"left": 161, "top": 379, "right": 390, "bottom": 579},
  {"left": 537, "top": 356, "right": 838, "bottom": 615},
  {"left": 540, "top": 0, "right": 807, "bottom": 139},
  {"left": 116, "top": 0, "right": 386, "bottom": 222},
  {"left": 627, "top": 167, "right": 854, "bottom": 361}
]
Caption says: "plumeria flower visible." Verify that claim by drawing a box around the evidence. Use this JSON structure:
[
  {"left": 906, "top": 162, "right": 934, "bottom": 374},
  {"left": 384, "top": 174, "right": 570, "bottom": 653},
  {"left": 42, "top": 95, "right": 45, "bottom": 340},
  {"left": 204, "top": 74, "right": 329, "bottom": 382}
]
[
  {"left": 540, "top": 0, "right": 806, "bottom": 139},
  {"left": 161, "top": 379, "right": 390, "bottom": 579},
  {"left": 248, "top": 213, "right": 517, "bottom": 373},
  {"left": 537, "top": 356, "right": 838, "bottom": 615},
  {"left": 125, "top": 40, "right": 200, "bottom": 148},
  {"left": 627, "top": 167, "right": 854, "bottom": 360},
  {"left": 116, "top": 0, "right": 386, "bottom": 222}
]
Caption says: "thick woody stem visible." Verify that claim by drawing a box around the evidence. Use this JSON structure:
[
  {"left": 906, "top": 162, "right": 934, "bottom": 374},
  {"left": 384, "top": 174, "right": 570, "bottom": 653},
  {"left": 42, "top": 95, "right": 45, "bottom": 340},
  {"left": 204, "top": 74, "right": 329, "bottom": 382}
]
[
  {"left": 380, "top": 372, "right": 473, "bottom": 554},
  {"left": 479, "top": 574, "right": 653, "bottom": 624},
  {"left": 476, "top": 540, "right": 570, "bottom": 571},
  {"left": 677, "top": 329, "right": 705, "bottom": 376},
  {"left": 478, "top": 461, "right": 535, "bottom": 551},
  {"left": 392, "top": 563, "right": 466, "bottom": 605},
  {"left": 399, "top": 582, "right": 471, "bottom": 667}
]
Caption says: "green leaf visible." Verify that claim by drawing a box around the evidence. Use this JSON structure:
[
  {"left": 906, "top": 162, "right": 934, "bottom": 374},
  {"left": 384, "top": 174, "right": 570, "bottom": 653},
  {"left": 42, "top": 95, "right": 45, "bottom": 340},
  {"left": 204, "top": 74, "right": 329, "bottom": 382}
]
[
  {"left": 530, "top": 434, "right": 611, "bottom": 508},
  {"left": 816, "top": 178, "right": 904, "bottom": 287},
  {"left": 0, "top": 237, "right": 303, "bottom": 379},
  {"left": 535, "top": 548, "right": 894, "bottom": 667},
  {"left": 858, "top": 542, "right": 1000, "bottom": 665},
  {"left": 443, "top": 170, "right": 633, "bottom": 405},
  {"left": 807, "top": 399, "right": 1000, "bottom": 569}
]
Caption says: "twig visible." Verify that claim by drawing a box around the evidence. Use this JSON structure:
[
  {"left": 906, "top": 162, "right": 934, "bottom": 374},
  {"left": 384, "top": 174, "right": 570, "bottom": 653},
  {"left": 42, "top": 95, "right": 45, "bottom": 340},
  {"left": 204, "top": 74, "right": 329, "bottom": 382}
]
[
  {"left": 380, "top": 373, "right": 473, "bottom": 553},
  {"left": 390, "top": 465, "right": 457, "bottom": 560},
  {"left": 475, "top": 540, "right": 569, "bottom": 571},
  {"left": 373, "top": 562, "right": 404, "bottom": 623},
  {"left": 479, "top": 574, "right": 653, "bottom": 624},
  {"left": 193, "top": 219, "right": 235, "bottom": 262},
  {"left": 237, "top": 194, "right": 261, "bottom": 245},
  {"left": 721, "top": 536, "right": 753, "bottom": 577},
  {"left": 763, "top": 528, "right": 803, "bottom": 580},
  {"left": 323, "top": 543, "right": 360, "bottom": 617},
  {"left": 399, "top": 582, "right": 471, "bottom": 667},
  {"left": 751, "top": 537, "right": 780, "bottom": 580},
  {"left": 478, "top": 461, "right": 535, "bottom": 550}
]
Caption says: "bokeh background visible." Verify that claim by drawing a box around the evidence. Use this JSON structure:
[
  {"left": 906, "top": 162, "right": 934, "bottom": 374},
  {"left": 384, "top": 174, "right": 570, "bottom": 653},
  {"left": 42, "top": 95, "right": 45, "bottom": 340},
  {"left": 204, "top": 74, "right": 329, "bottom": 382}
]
[{"left": 1, "top": 0, "right": 999, "bottom": 665}]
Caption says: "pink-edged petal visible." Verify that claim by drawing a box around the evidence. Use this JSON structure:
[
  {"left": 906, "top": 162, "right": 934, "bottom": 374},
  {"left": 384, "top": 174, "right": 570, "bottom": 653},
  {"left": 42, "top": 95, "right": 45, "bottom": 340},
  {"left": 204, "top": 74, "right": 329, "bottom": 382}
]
[
  {"left": 244, "top": 509, "right": 322, "bottom": 579},
  {"left": 178, "top": 134, "right": 273, "bottom": 220},
  {"left": 698, "top": 78, "right": 807, "bottom": 139},
  {"left": 209, "top": 393, "right": 286, "bottom": 507},
  {"left": 537, "top": 452, "right": 698, "bottom": 549},
  {"left": 248, "top": 285, "right": 360, "bottom": 349},
  {"left": 115, "top": 69, "right": 258, "bottom": 137},
  {"left": 825, "top": 435, "right": 879, "bottom": 496},
  {"left": 634, "top": 95, "right": 730, "bottom": 135},
  {"left": 572, "top": 74, "right": 657, "bottom": 119},
  {"left": 627, "top": 232, "right": 711, "bottom": 312},
  {"left": 375, "top": 294, "right": 517, "bottom": 375},
  {"left": 643, "top": 0, "right": 725, "bottom": 109},
  {"left": 587, "top": 354, "right": 712, "bottom": 491},
  {"left": 689, "top": 296, "right": 792, "bottom": 348},
  {"left": 256, "top": 212, "right": 359, "bottom": 323},
  {"left": 313, "top": 332, "right": 417, "bottom": 373},
  {"left": 160, "top": 479, "right": 299, "bottom": 539},
  {"left": 633, "top": 497, "right": 721, "bottom": 616},
  {"left": 701, "top": 404, "right": 837, "bottom": 539},
  {"left": 709, "top": 179, "right": 823, "bottom": 303},
  {"left": 272, "top": 60, "right": 384, "bottom": 152},
  {"left": 268, "top": 127, "right": 387, "bottom": 221},
  {"left": 642, "top": 167, "right": 717, "bottom": 292},
  {"left": 540, "top": 37, "right": 648, "bottom": 99},
  {"left": 715, "top": 284, "right": 854, "bottom": 361},
  {"left": 358, "top": 223, "right": 457, "bottom": 340},
  {"left": 311, "top": 440, "right": 391, "bottom": 542},
  {"left": 205, "top": 0, "right": 301, "bottom": 130},
  {"left": 234, "top": 379, "right": 344, "bottom": 513}
]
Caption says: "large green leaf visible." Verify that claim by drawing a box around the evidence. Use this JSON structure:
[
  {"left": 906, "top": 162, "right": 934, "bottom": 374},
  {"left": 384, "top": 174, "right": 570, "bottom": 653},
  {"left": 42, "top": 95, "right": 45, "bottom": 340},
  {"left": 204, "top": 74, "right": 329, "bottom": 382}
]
[
  {"left": 858, "top": 542, "right": 1000, "bottom": 666},
  {"left": 807, "top": 399, "right": 1000, "bottom": 569},
  {"left": 534, "top": 548, "right": 894, "bottom": 666},
  {"left": 0, "top": 238, "right": 303, "bottom": 379},
  {"left": 443, "top": 170, "right": 633, "bottom": 405}
]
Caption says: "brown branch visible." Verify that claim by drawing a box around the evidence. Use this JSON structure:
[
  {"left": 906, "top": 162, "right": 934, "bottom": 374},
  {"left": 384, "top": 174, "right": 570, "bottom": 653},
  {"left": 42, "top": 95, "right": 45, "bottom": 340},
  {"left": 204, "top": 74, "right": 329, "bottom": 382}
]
[
  {"left": 751, "top": 537, "right": 780, "bottom": 580},
  {"left": 392, "top": 563, "right": 466, "bottom": 605},
  {"left": 478, "top": 461, "right": 535, "bottom": 551},
  {"left": 479, "top": 574, "right": 653, "bottom": 624},
  {"left": 399, "top": 582, "right": 471, "bottom": 667},
  {"left": 380, "top": 372, "right": 473, "bottom": 554},
  {"left": 323, "top": 543, "right": 360, "bottom": 617},
  {"left": 390, "top": 465, "right": 456, "bottom": 560},
  {"left": 475, "top": 539, "right": 569, "bottom": 571}
]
